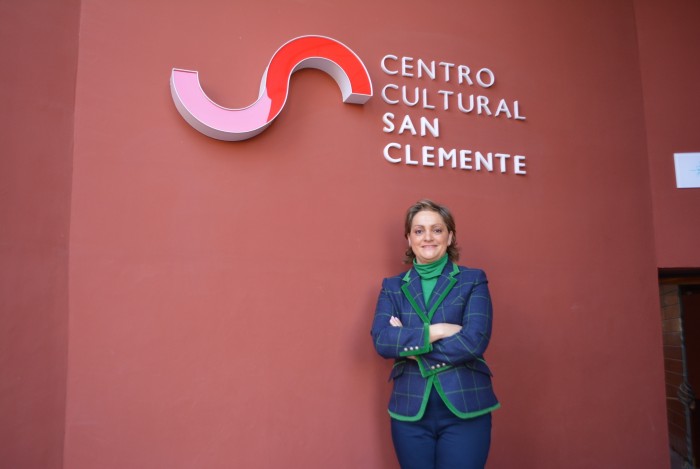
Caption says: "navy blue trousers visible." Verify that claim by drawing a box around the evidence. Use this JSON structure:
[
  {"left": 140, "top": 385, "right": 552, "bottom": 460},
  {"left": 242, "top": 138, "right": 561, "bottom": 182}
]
[{"left": 390, "top": 388, "right": 492, "bottom": 469}]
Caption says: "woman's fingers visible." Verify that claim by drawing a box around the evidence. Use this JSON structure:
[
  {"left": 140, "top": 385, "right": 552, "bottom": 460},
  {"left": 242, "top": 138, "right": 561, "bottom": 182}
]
[{"left": 389, "top": 316, "right": 403, "bottom": 327}]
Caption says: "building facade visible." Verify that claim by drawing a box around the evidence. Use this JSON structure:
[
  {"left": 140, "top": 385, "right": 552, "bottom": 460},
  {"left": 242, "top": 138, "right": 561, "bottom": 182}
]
[{"left": 2, "top": 0, "right": 699, "bottom": 467}]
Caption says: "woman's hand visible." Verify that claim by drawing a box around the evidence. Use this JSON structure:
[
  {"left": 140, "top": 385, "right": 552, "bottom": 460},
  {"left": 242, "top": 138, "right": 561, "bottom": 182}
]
[
  {"left": 389, "top": 317, "right": 416, "bottom": 360},
  {"left": 389, "top": 316, "right": 403, "bottom": 327},
  {"left": 429, "top": 323, "right": 462, "bottom": 342}
]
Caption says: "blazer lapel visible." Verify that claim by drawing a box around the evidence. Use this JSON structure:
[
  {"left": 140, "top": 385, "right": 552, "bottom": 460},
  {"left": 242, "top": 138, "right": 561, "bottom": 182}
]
[
  {"left": 426, "top": 262, "right": 460, "bottom": 321},
  {"left": 401, "top": 270, "right": 429, "bottom": 324}
]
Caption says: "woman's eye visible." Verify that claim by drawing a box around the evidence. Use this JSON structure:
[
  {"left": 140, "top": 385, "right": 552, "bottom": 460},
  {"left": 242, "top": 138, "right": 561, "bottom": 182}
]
[
  {"left": 414, "top": 229, "right": 423, "bottom": 235},
  {"left": 434, "top": 229, "right": 443, "bottom": 234}
]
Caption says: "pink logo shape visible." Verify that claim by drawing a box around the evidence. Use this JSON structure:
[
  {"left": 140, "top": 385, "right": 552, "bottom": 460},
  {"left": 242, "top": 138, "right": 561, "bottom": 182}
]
[{"left": 170, "top": 35, "right": 373, "bottom": 141}]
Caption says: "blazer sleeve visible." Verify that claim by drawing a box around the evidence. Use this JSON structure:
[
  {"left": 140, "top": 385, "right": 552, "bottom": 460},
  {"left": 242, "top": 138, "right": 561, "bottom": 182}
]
[
  {"left": 415, "top": 269, "right": 492, "bottom": 377},
  {"left": 371, "top": 278, "right": 433, "bottom": 359}
]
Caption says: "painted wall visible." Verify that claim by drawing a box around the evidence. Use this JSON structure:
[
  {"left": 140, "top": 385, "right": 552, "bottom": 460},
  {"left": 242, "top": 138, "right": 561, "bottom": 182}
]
[
  {"left": 2, "top": 0, "right": 683, "bottom": 468},
  {"left": 0, "top": 1, "right": 80, "bottom": 468},
  {"left": 635, "top": 0, "right": 700, "bottom": 268}
]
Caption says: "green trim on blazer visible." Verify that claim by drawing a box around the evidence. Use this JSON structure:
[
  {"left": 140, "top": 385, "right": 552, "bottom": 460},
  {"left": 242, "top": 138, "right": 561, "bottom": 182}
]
[
  {"left": 416, "top": 355, "right": 454, "bottom": 378},
  {"left": 401, "top": 281, "right": 429, "bottom": 324},
  {"left": 398, "top": 323, "right": 432, "bottom": 357},
  {"left": 433, "top": 379, "right": 501, "bottom": 418},
  {"left": 427, "top": 263, "right": 459, "bottom": 321},
  {"left": 401, "top": 263, "right": 460, "bottom": 326},
  {"left": 392, "top": 262, "right": 490, "bottom": 419},
  {"left": 400, "top": 263, "right": 461, "bottom": 373},
  {"left": 388, "top": 375, "right": 435, "bottom": 422},
  {"left": 375, "top": 263, "right": 499, "bottom": 422}
]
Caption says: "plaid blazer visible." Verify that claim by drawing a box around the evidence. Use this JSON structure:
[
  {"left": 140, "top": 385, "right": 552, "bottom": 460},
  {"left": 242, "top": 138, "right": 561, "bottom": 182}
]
[{"left": 371, "top": 261, "right": 499, "bottom": 421}]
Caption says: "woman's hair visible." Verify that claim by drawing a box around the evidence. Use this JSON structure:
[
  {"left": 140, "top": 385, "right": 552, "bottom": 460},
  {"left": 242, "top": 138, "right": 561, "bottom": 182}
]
[{"left": 403, "top": 199, "right": 460, "bottom": 264}]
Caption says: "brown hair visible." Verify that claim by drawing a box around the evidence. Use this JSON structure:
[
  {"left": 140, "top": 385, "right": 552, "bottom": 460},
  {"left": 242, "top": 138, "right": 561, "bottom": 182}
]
[{"left": 403, "top": 199, "right": 460, "bottom": 264}]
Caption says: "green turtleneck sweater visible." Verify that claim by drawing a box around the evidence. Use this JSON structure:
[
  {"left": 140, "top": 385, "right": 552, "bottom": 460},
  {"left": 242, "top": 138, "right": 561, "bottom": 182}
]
[{"left": 413, "top": 254, "right": 449, "bottom": 304}]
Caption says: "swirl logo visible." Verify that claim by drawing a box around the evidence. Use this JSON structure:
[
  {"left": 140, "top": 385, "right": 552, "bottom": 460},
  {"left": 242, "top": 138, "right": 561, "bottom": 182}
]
[{"left": 170, "top": 35, "right": 373, "bottom": 141}]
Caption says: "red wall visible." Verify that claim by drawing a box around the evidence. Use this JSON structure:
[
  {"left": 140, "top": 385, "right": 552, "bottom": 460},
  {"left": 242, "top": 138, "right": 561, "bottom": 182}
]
[
  {"left": 3, "top": 0, "right": 686, "bottom": 468},
  {"left": 635, "top": 0, "right": 700, "bottom": 268},
  {"left": 0, "top": 1, "right": 80, "bottom": 468}
]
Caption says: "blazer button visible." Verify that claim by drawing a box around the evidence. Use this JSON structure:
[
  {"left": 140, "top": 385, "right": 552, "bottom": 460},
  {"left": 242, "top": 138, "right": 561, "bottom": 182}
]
[
  {"left": 430, "top": 365, "right": 436, "bottom": 370},
  {"left": 403, "top": 347, "right": 408, "bottom": 351}
]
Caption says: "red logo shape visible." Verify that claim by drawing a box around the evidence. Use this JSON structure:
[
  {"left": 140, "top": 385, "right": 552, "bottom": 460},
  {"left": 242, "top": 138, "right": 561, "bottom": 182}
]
[{"left": 170, "top": 35, "right": 373, "bottom": 141}]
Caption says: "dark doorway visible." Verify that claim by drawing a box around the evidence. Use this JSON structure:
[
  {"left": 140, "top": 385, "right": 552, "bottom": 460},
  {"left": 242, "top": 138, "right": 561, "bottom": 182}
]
[{"left": 660, "top": 270, "right": 700, "bottom": 469}]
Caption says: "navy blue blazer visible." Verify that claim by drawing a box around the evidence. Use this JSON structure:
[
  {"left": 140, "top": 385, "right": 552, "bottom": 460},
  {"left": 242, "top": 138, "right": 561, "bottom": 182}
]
[{"left": 371, "top": 261, "right": 499, "bottom": 421}]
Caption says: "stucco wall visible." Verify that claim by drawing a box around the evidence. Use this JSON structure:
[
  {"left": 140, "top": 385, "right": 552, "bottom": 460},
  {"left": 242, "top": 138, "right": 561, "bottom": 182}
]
[
  {"left": 0, "top": 1, "right": 80, "bottom": 468},
  {"left": 635, "top": 0, "right": 700, "bottom": 268},
  {"left": 60, "top": 1, "right": 668, "bottom": 467},
  {"left": 3, "top": 0, "right": 688, "bottom": 468}
]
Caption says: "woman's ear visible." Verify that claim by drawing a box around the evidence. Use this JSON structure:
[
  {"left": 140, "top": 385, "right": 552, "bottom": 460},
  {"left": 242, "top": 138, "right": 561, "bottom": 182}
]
[{"left": 448, "top": 233, "right": 453, "bottom": 245}]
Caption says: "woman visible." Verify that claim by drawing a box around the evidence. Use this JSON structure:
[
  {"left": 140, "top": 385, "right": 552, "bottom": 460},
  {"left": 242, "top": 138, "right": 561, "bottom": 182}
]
[{"left": 371, "top": 199, "right": 499, "bottom": 469}]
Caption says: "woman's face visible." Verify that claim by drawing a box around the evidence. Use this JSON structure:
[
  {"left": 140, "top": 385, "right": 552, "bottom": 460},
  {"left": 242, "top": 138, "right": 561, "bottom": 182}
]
[{"left": 408, "top": 210, "right": 453, "bottom": 264}]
